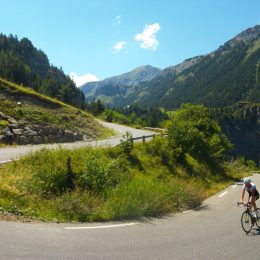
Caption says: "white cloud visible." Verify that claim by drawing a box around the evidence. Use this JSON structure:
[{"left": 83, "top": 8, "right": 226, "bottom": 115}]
[
  {"left": 69, "top": 72, "right": 99, "bottom": 87},
  {"left": 113, "top": 41, "right": 127, "bottom": 53},
  {"left": 115, "top": 15, "right": 121, "bottom": 25},
  {"left": 135, "top": 23, "right": 160, "bottom": 51}
]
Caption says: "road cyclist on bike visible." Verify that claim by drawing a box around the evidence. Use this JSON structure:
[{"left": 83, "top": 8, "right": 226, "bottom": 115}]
[{"left": 240, "top": 177, "right": 260, "bottom": 219}]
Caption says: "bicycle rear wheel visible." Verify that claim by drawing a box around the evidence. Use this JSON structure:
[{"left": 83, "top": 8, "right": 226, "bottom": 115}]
[
  {"left": 254, "top": 208, "right": 260, "bottom": 229},
  {"left": 241, "top": 211, "right": 253, "bottom": 233}
]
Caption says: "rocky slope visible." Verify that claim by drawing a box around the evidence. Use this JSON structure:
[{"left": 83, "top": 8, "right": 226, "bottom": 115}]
[{"left": 0, "top": 78, "right": 107, "bottom": 145}]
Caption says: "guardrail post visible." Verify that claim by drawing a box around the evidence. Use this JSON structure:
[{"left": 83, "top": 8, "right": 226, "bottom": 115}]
[{"left": 142, "top": 136, "right": 145, "bottom": 143}]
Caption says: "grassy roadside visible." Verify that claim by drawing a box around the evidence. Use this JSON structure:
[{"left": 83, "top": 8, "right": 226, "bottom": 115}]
[{"left": 0, "top": 138, "right": 253, "bottom": 223}]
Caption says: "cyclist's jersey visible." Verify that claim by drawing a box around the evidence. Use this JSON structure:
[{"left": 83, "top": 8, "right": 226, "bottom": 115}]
[{"left": 242, "top": 183, "right": 260, "bottom": 197}]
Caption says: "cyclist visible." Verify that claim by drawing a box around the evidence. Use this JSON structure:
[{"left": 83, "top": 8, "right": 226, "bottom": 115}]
[{"left": 240, "top": 178, "right": 259, "bottom": 218}]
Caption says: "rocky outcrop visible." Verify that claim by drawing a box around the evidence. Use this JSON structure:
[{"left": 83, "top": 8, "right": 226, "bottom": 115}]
[{"left": 0, "top": 111, "right": 84, "bottom": 145}]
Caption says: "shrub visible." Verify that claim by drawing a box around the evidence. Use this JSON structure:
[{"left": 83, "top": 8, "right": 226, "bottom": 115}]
[
  {"left": 168, "top": 104, "right": 232, "bottom": 162},
  {"left": 21, "top": 149, "right": 69, "bottom": 198},
  {"left": 120, "top": 131, "right": 133, "bottom": 155},
  {"left": 51, "top": 189, "right": 103, "bottom": 222},
  {"left": 105, "top": 176, "right": 175, "bottom": 219},
  {"left": 78, "top": 151, "right": 121, "bottom": 194}
]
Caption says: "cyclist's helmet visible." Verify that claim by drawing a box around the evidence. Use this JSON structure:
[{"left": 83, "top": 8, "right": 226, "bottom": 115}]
[{"left": 244, "top": 177, "right": 251, "bottom": 184}]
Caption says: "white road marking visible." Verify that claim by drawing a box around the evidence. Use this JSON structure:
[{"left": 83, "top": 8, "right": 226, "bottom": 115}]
[
  {"left": 232, "top": 185, "right": 238, "bottom": 189},
  {"left": 219, "top": 191, "right": 228, "bottom": 198},
  {"left": 64, "top": 222, "right": 139, "bottom": 230}
]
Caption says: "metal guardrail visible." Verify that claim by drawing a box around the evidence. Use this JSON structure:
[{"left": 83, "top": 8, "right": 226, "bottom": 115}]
[{"left": 131, "top": 133, "right": 167, "bottom": 143}]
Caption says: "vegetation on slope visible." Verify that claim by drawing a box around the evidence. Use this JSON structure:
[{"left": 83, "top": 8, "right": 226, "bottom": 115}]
[
  {"left": 86, "top": 100, "right": 168, "bottom": 128},
  {"left": 0, "top": 33, "right": 85, "bottom": 108},
  {"left": 0, "top": 104, "right": 256, "bottom": 222},
  {"left": 82, "top": 25, "right": 260, "bottom": 109},
  {"left": 0, "top": 78, "right": 112, "bottom": 140},
  {"left": 210, "top": 102, "right": 260, "bottom": 163}
]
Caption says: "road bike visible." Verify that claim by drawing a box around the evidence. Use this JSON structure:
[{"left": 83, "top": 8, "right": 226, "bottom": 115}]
[{"left": 237, "top": 202, "right": 260, "bottom": 233}]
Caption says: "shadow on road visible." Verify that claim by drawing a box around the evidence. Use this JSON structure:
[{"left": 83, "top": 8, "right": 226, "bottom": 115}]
[
  {"left": 192, "top": 204, "right": 210, "bottom": 212},
  {"left": 135, "top": 204, "right": 212, "bottom": 226},
  {"left": 246, "top": 227, "right": 260, "bottom": 236}
]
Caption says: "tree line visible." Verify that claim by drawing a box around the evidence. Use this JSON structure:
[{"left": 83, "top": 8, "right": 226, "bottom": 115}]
[{"left": 0, "top": 33, "right": 85, "bottom": 108}]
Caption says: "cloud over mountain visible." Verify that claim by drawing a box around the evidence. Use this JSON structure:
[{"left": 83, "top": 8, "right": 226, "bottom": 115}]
[{"left": 135, "top": 23, "right": 160, "bottom": 50}]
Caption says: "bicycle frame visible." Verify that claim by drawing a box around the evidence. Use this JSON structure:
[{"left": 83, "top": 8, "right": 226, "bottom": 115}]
[{"left": 237, "top": 202, "right": 260, "bottom": 234}]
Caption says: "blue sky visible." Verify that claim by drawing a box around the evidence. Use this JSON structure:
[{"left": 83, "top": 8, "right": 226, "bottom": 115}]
[{"left": 0, "top": 0, "right": 259, "bottom": 86}]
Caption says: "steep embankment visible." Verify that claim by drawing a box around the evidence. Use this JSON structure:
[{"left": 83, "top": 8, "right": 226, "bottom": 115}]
[{"left": 0, "top": 78, "right": 109, "bottom": 145}]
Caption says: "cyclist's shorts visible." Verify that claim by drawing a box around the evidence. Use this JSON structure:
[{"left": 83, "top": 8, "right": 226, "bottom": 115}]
[{"left": 249, "top": 193, "right": 259, "bottom": 200}]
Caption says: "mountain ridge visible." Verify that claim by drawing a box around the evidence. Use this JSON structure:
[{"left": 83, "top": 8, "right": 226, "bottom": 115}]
[
  {"left": 82, "top": 25, "right": 260, "bottom": 108},
  {"left": 80, "top": 65, "right": 161, "bottom": 105}
]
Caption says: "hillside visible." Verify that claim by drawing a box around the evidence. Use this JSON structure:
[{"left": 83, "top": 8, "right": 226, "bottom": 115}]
[
  {"left": 0, "top": 34, "right": 85, "bottom": 108},
  {"left": 0, "top": 78, "right": 108, "bottom": 145},
  {"left": 80, "top": 65, "right": 161, "bottom": 106},
  {"left": 210, "top": 102, "right": 260, "bottom": 163},
  {"left": 83, "top": 25, "right": 260, "bottom": 109},
  {"left": 135, "top": 25, "right": 260, "bottom": 108}
]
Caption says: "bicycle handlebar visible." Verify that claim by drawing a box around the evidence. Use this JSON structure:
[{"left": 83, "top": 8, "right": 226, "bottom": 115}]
[{"left": 237, "top": 202, "right": 251, "bottom": 207}]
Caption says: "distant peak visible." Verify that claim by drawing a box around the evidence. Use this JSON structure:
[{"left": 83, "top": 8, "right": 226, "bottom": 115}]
[{"left": 233, "top": 24, "right": 260, "bottom": 44}]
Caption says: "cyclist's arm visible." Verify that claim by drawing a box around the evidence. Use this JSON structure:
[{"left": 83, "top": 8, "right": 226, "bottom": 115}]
[{"left": 240, "top": 188, "right": 245, "bottom": 203}]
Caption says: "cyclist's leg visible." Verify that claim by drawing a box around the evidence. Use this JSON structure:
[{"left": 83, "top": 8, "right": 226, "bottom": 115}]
[
  {"left": 248, "top": 195, "right": 253, "bottom": 211},
  {"left": 251, "top": 196, "right": 256, "bottom": 211},
  {"left": 255, "top": 194, "right": 260, "bottom": 217}
]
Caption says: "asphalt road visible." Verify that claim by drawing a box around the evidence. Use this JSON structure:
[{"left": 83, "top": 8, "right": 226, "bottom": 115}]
[
  {"left": 1, "top": 122, "right": 260, "bottom": 259},
  {"left": 1, "top": 175, "right": 260, "bottom": 259},
  {"left": 0, "top": 121, "right": 155, "bottom": 164}
]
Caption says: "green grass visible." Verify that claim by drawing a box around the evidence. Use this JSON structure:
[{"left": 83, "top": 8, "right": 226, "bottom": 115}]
[
  {"left": 0, "top": 138, "right": 253, "bottom": 222},
  {"left": 0, "top": 77, "right": 79, "bottom": 111}
]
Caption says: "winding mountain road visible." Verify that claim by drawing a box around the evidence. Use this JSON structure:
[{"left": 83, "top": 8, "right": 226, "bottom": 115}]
[
  {"left": 0, "top": 175, "right": 260, "bottom": 259},
  {"left": 0, "top": 121, "right": 155, "bottom": 164},
  {"left": 0, "top": 122, "right": 260, "bottom": 259}
]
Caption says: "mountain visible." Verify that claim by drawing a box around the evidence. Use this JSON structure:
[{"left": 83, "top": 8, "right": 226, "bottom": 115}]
[
  {"left": 0, "top": 34, "right": 85, "bottom": 108},
  {"left": 80, "top": 65, "right": 161, "bottom": 106},
  {"left": 82, "top": 25, "right": 260, "bottom": 109},
  {"left": 135, "top": 25, "right": 260, "bottom": 108}
]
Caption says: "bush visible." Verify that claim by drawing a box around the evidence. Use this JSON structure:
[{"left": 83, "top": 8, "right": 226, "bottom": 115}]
[
  {"left": 20, "top": 149, "right": 70, "bottom": 198},
  {"left": 167, "top": 104, "right": 232, "bottom": 162},
  {"left": 105, "top": 176, "right": 175, "bottom": 219},
  {"left": 120, "top": 131, "right": 134, "bottom": 155},
  {"left": 78, "top": 150, "right": 123, "bottom": 194},
  {"left": 52, "top": 189, "right": 103, "bottom": 222}
]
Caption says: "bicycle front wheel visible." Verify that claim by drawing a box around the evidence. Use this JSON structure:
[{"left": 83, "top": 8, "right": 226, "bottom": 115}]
[
  {"left": 241, "top": 211, "right": 253, "bottom": 233},
  {"left": 254, "top": 208, "right": 260, "bottom": 229}
]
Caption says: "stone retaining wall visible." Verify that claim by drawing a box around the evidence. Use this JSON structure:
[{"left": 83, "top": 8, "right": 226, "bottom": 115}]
[{"left": 0, "top": 111, "right": 84, "bottom": 145}]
